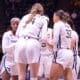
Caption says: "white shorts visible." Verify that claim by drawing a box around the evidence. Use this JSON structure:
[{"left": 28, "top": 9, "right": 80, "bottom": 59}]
[
  {"left": 14, "top": 38, "right": 40, "bottom": 64},
  {"left": 38, "top": 54, "right": 53, "bottom": 78},
  {"left": 56, "top": 49, "right": 73, "bottom": 70},
  {"left": 1, "top": 55, "right": 18, "bottom": 76}
]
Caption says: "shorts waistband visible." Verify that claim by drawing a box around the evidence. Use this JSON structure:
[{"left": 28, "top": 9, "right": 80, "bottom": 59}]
[
  {"left": 24, "top": 36, "right": 39, "bottom": 40},
  {"left": 18, "top": 36, "right": 39, "bottom": 40}
]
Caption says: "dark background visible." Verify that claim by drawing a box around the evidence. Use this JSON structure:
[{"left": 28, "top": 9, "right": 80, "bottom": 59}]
[{"left": 0, "top": 0, "right": 80, "bottom": 61}]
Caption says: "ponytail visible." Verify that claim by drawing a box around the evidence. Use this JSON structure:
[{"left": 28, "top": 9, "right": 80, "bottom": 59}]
[{"left": 24, "top": 3, "right": 44, "bottom": 27}]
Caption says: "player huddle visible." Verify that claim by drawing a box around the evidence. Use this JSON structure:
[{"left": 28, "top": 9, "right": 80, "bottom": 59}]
[{"left": 0, "top": 3, "right": 80, "bottom": 80}]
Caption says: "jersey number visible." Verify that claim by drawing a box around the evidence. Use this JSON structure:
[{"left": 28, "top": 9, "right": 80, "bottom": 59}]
[{"left": 66, "top": 30, "right": 71, "bottom": 38}]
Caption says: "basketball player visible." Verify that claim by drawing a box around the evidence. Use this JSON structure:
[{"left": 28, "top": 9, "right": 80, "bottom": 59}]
[
  {"left": 14, "top": 3, "right": 48, "bottom": 80},
  {"left": 38, "top": 28, "right": 53, "bottom": 80},
  {"left": 1, "top": 17, "right": 20, "bottom": 80},
  {"left": 46, "top": 10, "right": 73, "bottom": 80},
  {"left": 63, "top": 12, "right": 80, "bottom": 80}
]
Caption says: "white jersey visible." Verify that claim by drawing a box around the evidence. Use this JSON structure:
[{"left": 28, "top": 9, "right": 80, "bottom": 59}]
[
  {"left": 2, "top": 30, "right": 18, "bottom": 57},
  {"left": 40, "top": 28, "right": 53, "bottom": 55},
  {"left": 16, "top": 14, "right": 48, "bottom": 40},
  {"left": 53, "top": 21, "right": 72, "bottom": 51}
]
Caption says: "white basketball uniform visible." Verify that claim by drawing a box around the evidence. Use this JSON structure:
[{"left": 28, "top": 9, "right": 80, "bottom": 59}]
[
  {"left": 72, "top": 30, "right": 80, "bottom": 80},
  {"left": 38, "top": 28, "right": 53, "bottom": 78},
  {"left": 14, "top": 14, "right": 48, "bottom": 64},
  {"left": 53, "top": 21, "right": 73, "bottom": 70},
  {"left": 1, "top": 31, "right": 18, "bottom": 76}
]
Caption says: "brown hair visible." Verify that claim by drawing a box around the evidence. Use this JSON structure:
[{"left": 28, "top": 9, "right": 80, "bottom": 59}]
[
  {"left": 64, "top": 12, "right": 75, "bottom": 30},
  {"left": 54, "top": 10, "right": 65, "bottom": 21}
]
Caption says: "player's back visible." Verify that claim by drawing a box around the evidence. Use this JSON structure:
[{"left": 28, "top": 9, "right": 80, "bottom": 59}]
[
  {"left": 53, "top": 21, "right": 72, "bottom": 50},
  {"left": 58, "top": 21, "right": 72, "bottom": 49},
  {"left": 23, "top": 14, "right": 47, "bottom": 39},
  {"left": 61, "top": 23, "right": 72, "bottom": 48}
]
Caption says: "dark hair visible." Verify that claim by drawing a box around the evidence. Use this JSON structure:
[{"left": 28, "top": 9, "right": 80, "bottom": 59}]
[
  {"left": 54, "top": 10, "right": 65, "bottom": 21},
  {"left": 63, "top": 12, "right": 76, "bottom": 30},
  {"left": 63, "top": 12, "right": 70, "bottom": 22},
  {"left": 67, "top": 18, "right": 75, "bottom": 30}
]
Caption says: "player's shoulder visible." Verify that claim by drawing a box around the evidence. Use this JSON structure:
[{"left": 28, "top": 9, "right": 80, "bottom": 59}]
[
  {"left": 21, "top": 14, "right": 31, "bottom": 20},
  {"left": 65, "top": 23, "right": 72, "bottom": 29},
  {"left": 54, "top": 21, "right": 64, "bottom": 30},
  {"left": 72, "top": 30, "right": 78, "bottom": 34},
  {"left": 3, "top": 30, "right": 12, "bottom": 37},
  {"left": 55, "top": 21, "right": 64, "bottom": 26},
  {"left": 34, "top": 14, "right": 49, "bottom": 24},
  {"left": 72, "top": 30, "right": 79, "bottom": 40},
  {"left": 72, "top": 30, "right": 78, "bottom": 36},
  {"left": 42, "top": 15, "right": 49, "bottom": 20},
  {"left": 41, "top": 15, "right": 49, "bottom": 22}
]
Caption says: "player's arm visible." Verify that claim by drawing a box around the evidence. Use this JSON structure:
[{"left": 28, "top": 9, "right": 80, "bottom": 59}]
[
  {"left": 53, "top": 23, "right": 60, "bottom": 44},
  {"left": 47, "top": 23, "right": 61, "bottom": 49},
  {"left": 53, "top": 23, "right": 61, "bottom": 52}
]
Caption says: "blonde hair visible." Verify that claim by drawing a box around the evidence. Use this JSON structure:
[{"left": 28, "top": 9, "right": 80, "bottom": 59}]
[{"left": 25, "top": 3, "right": 44, "bottom": 24}]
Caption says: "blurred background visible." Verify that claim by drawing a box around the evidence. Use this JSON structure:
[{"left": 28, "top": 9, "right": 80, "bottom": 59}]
[{"left": 0, "top": 0, "right": 80, "bottom": 68}]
